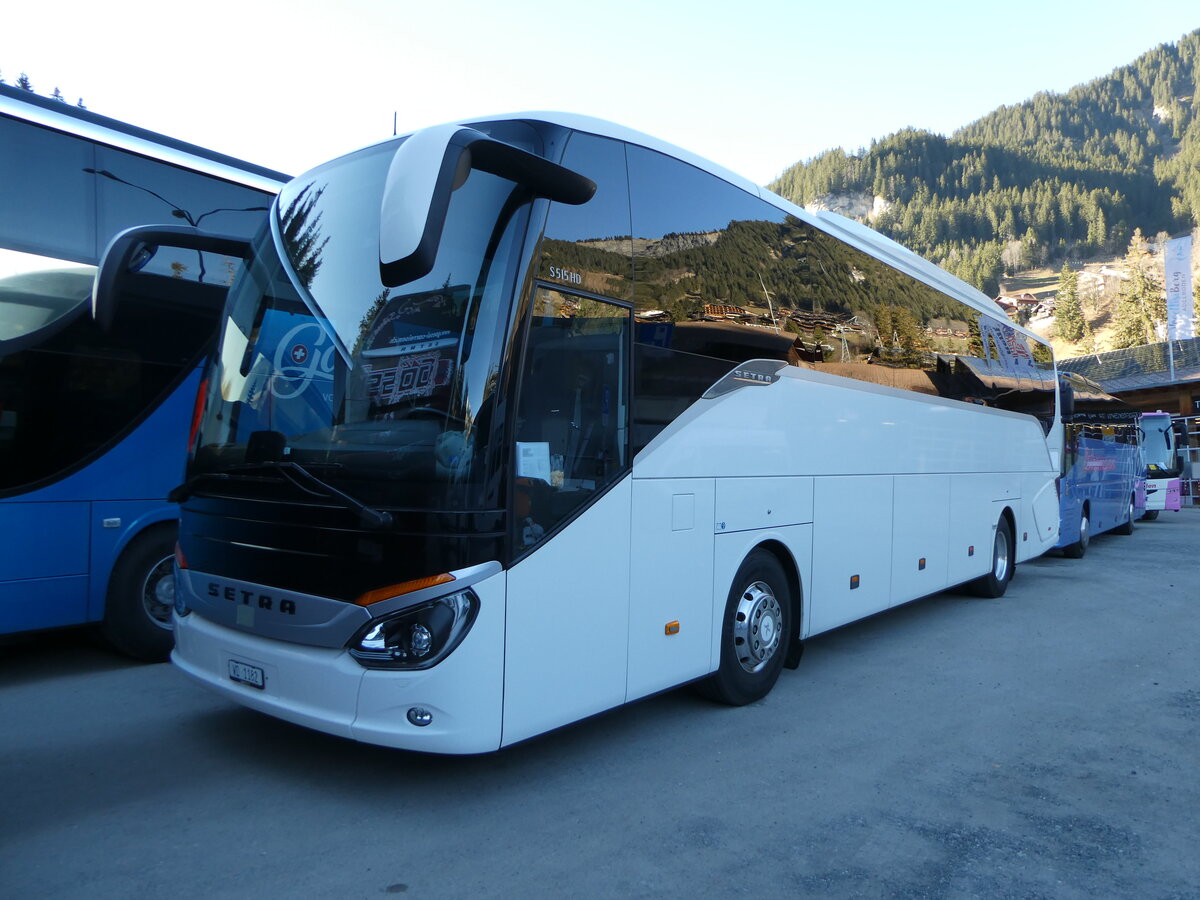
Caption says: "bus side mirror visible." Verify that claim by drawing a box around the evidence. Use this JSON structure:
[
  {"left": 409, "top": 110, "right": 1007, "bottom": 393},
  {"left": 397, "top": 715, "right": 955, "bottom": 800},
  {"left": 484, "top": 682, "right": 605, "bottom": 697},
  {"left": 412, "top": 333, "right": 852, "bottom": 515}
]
[
  {"left": 379, "top": 125, "right": 596, "bottom": 288},
  {"left": 1057, "top": 376, "right": 1075, "bottom": 422},
  {"left": 93, "top": 225, "right": 252, "bottom": 330}
]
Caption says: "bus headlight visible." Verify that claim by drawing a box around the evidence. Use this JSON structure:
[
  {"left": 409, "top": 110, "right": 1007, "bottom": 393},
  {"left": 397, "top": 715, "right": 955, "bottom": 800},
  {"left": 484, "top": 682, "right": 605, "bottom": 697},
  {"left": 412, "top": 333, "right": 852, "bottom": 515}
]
[{"left": 348, "top": 590, "right": 478, "bottom": 669}]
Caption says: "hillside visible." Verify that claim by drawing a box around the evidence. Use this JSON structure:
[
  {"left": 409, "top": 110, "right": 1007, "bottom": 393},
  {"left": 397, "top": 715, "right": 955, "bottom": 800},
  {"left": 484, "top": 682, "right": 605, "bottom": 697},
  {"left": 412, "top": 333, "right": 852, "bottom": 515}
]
[
  {"left": 999, "top": 257, "right": 1141, "bottom": 355},
  {"left": 769, "top": 29, "right": 1200, "bottom": 300}
]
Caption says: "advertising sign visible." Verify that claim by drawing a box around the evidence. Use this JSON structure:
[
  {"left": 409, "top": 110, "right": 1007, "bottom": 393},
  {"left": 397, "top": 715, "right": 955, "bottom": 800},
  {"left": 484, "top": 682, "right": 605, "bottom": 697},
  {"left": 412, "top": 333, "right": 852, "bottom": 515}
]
[{"left": 1165, "top": 235, "right": 1195, "bottom": 340}]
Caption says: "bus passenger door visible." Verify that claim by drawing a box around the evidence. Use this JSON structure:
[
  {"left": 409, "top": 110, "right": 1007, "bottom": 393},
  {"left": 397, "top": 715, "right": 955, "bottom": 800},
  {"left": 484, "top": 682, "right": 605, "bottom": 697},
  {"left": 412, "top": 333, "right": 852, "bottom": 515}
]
[{"left": 502, "top": 288, "right": 634, "bottom": 746}]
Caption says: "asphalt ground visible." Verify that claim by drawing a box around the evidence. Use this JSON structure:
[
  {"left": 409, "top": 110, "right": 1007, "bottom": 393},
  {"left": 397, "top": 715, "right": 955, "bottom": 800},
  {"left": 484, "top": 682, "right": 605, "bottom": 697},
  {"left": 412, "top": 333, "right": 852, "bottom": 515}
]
[{"left": 2, "top": 509, "right": 1198, "bottom": 899}]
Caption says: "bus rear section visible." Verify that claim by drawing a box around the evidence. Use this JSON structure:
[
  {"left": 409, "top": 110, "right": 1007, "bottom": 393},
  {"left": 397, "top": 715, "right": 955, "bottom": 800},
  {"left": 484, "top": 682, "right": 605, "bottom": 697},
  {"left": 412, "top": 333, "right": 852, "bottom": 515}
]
[
  {"left": 1052, "top": 373, "right": 1142, "bottom": 557},
  {"left": 127, "top": 114, "right": 1060, "bottom": 752}
]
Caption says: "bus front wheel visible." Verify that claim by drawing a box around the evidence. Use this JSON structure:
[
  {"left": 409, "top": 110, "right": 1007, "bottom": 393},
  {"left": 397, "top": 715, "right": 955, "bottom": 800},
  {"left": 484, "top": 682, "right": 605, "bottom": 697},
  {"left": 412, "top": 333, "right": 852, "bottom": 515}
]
[
  {"left": 1140, "top": 509, "right": 1159, "bottom": 521},
  {"left": 100, "top": 525, "right": 177, "bottom": 662},
  {"left": 970, "top": 517, "right": 1015, "bottom": 597},
  {"left": 697, "top": 549, "right": 791, "bottom": 706}
]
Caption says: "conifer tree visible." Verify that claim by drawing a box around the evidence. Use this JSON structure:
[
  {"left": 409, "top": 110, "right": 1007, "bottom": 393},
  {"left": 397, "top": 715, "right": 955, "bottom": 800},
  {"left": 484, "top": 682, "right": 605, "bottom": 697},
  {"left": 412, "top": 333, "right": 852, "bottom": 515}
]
[
  {"left": 16, "top": 73, "right": 33, "bottom": 91},
  {"left": 1055, "top": 264, "right": 1085, "bottom": 342},
  {"left": 1109, "top": 229, "right": 1166, "bottom": 348}
]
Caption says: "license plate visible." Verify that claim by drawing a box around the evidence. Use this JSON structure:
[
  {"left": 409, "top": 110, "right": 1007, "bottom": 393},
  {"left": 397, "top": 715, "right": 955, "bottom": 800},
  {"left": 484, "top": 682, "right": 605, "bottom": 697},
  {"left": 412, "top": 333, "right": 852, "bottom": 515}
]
[{"left": 228, "top": 659, "right": 265, "bottom": 689}]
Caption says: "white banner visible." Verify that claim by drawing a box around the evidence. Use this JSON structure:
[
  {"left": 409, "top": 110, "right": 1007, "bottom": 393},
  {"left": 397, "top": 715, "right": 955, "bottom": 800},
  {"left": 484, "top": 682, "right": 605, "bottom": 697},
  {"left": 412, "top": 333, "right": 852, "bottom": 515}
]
[{"left": 1164, "top": 235, "right": 1195, "bottom": 340}]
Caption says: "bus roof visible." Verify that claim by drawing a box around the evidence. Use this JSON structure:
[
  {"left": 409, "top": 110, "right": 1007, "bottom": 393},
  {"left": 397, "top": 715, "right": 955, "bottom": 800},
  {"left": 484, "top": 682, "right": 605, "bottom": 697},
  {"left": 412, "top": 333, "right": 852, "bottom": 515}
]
[{"left": 0, "top": 83, "right": 290, "bottom": 194}]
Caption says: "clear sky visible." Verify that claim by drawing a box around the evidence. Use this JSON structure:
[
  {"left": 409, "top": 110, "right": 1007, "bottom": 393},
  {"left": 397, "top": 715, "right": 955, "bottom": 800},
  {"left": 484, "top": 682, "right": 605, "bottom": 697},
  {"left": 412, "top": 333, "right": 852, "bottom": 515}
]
[{"left": 3, "top": 1, "right": 1198, "bottom": 186}]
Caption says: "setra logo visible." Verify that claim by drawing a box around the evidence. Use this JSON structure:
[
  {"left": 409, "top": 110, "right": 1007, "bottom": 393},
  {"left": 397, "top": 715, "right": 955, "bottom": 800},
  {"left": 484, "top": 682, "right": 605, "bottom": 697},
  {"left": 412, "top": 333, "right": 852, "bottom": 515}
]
[
  {"left": 208, "top": 582, "right": 298, "bottom": 615},
  {"left": 732, "top": 369, "right": 774, "bottom": 383}
]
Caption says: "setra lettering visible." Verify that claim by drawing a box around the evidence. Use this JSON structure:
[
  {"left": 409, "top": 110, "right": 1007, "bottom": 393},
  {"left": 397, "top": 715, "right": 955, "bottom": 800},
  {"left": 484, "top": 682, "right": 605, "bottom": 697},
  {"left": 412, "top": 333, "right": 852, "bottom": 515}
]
[{"left": 206, "top": 582, "right": 297, "bottom": 615}]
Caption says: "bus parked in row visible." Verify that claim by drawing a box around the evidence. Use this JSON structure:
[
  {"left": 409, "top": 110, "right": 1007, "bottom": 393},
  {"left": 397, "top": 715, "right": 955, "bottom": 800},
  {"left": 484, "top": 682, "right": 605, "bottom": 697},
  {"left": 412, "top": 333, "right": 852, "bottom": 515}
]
[
  {"left": 1053, "top": 372, "right": 1142, "bottom": 557},
  {"left": 0, "top": 84, "right": 287, "bottom": 659},
  {"left": 96, "top": 114, "right": 1063, "bottom": 751},
  {"left": 1139, "top": 411, "right": 1183, "bottom": 518}
]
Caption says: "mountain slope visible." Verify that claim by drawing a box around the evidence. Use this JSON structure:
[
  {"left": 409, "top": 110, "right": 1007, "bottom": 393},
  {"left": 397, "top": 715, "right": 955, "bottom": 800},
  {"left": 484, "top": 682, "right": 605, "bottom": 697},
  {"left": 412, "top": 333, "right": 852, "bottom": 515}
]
[{"left": 768, "top": 29, "right": 1200, "bottom": 296}]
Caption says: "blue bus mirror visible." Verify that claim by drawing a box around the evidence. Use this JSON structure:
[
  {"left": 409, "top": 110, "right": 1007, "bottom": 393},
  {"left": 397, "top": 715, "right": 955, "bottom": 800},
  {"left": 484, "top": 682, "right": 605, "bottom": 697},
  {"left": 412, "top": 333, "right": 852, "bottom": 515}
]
[
  {"left": 93, "top": 224, "right": 252, "bottom": 330},
  {"left": 379, "top": 125, "right": 596, "bottom": 288}
]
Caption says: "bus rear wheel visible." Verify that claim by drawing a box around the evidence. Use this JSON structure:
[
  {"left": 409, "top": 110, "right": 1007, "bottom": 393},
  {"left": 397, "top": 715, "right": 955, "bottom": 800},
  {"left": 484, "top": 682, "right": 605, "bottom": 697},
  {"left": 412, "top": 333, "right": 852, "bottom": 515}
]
[
  {"left": 100, "top": 525, "right": 177, "bottom": 662},
  {"left": 1062, "top": 508, "right": 1089, "bottom": 559},
  {"left": 970, "top": 517, "right": 1015, "bottom": 597},
  {"left": 1113, "top": 496, "right": 1136, "bottom": 535},
  {"left": 1140, "top": 509, "right": 1159, "bottom": 521},
  {"left": 697, "top": 549, "right": 791, "bottom": 706}
]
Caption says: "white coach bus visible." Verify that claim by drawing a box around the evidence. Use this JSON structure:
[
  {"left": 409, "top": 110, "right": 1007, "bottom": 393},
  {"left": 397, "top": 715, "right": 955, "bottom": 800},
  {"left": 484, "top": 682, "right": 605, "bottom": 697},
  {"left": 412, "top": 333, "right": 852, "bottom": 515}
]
[{"left": 96, "top": 114, "right": 1063, "bottom": 753}]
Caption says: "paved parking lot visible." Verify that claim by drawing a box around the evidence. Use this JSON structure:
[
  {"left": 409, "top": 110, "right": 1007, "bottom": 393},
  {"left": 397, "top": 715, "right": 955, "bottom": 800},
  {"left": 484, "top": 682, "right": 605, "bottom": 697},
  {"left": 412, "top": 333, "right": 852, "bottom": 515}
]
[{"left": 3, "top": 510, "right": 1198, "bottom": 899}]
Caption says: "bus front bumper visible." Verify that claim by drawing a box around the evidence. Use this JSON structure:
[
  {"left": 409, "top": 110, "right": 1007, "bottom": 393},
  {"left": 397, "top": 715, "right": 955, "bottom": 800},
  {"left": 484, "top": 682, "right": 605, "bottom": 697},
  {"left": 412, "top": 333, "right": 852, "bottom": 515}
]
[{"left": 172, "top": 608, "right": 504, "bottom": 754}]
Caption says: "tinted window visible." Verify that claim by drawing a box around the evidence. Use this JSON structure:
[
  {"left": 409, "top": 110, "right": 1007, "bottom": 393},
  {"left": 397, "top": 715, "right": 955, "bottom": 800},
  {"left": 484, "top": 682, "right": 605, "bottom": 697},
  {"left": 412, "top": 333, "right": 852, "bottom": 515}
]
[
  {"left": 628, "top": 145, "right": 777, "bottom": 324},
  {"left": 0, "top": 116, "right": 96, "bottom": 261},
  {"left": 0, "top": 116, "right": 272, "bottom": 267},
  {"left": 626, "top": 147, "right": 797, "bottom": 451},
  {"left": 539, "top": 133, "right": 633, "bottom": 301},
  {"left": 512, "top": 288, "right": 630, "bottom": 552},
  {"left": 0, "top": 251, "right": 216, "bottom": 493},
  {"left": 750, "top": 215, "right": 1056, "bottom": 428},
  {"left": 92, "top": 145, "right": 270, "bottom": 239}
]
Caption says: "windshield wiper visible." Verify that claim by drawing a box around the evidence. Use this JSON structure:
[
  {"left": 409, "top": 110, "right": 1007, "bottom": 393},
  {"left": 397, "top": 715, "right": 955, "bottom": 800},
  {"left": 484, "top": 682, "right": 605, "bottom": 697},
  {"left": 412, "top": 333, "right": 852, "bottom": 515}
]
[
  {"left": 265, "top": 460, "right": 394, "bottom": 529},
  {"left": 169, "top": 462, "right": 393, "bottom": 530},
  {"left": 169, "top": 471, "right": 250, "bottom": 503}
]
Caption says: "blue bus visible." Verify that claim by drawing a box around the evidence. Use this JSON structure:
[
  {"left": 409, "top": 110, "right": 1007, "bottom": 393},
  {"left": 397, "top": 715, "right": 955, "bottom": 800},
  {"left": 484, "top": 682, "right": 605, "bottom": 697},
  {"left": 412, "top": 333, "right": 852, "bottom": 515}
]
[
  {"left": 0, "top": 84, "right": 287, "bottom": 659},
  {"left": 1054, "top": 372, "right": 1142, "bottom": 558}
]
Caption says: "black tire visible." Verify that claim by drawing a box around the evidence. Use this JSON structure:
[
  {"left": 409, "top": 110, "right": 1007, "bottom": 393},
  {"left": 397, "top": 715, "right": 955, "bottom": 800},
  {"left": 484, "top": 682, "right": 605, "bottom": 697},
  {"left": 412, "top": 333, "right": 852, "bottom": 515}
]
[
  {"left": 1113, "top": 495, "right": 1136, "bottom": 535},
  {"left": 100, "top": 525, "right": 177, "bottom": 662},
  {"left": 1140, "top": 509, "right": 1159, "bottom": 521},
  {"left": 1061, "top": 506, "right": 1089, "bottom": 559},
  {"left": 697, "top": 549, "right": 791, "bottom": 706},
  {"left": 970, "top": 516, "right": 1015, "bottom": 597}
]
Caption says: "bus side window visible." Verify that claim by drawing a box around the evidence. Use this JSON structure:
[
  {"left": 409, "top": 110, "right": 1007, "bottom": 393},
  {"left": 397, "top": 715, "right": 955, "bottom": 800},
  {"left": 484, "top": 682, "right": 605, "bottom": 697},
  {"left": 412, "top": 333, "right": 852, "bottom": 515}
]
[{"left": 513, "top": 287, "right": 630, "bottom": 552}]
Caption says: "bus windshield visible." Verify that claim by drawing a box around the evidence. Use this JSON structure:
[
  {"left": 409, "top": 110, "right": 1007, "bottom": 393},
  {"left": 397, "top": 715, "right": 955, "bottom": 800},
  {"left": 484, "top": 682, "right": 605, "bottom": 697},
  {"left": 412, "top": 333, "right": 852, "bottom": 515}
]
[
  {"left": 191, "top": 127, "right": 538, "bottom": 511},
  {"left": 1140, "top": 413, "right": 1176, "bottom": 472},
  {"left": 0, "top": 256, "right": 94, "bottom": 345}
]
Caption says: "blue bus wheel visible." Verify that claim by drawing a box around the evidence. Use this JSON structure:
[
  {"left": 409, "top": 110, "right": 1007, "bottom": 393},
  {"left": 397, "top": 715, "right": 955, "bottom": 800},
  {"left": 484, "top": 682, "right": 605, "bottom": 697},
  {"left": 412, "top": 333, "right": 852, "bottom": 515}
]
[
  {"left": 1062, "top": 509, "right": 1089, "bottom": 559},
  {"left": 100, "top": 525, "right": 177, "bottom": 662},
  {"left": 1113, "top": 497, "right": 1136, "bottom": 535}
]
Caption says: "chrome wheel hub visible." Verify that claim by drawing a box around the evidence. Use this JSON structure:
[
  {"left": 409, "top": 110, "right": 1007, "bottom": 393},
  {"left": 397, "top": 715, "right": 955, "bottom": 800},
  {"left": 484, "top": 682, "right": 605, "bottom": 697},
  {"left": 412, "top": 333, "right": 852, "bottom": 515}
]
[
  {"left": 733, "top": 581, "right": 783, "bottom": 674},
  {"left": 142, "top": 556, "right": 175, "bottom": 629},
  {"left": 993, "top": 527, "right": 1011, "bottom": 582}
]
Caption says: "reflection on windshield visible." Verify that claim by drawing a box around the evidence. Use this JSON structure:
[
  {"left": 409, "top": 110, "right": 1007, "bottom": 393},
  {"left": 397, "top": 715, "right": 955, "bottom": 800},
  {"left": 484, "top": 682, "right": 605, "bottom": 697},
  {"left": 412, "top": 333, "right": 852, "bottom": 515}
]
[
  {"left": 0, "top": 249, "right": 94, "bottom": 343},
  {"left": 279, "top": 183, "right": 329, "bottom": 290},
  {"left": 193, "top": 128, "right": 536, "bottom": 512}
]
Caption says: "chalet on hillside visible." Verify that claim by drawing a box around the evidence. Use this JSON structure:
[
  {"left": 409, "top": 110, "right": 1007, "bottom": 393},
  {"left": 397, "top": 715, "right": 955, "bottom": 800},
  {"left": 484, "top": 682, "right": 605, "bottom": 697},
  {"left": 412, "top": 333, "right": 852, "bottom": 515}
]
[
  {"left": 703, "top": 304, "right": 750, "bottom": 320},
  {"left": 925, "top": 318, "right": 970, "bottom": 338}
]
